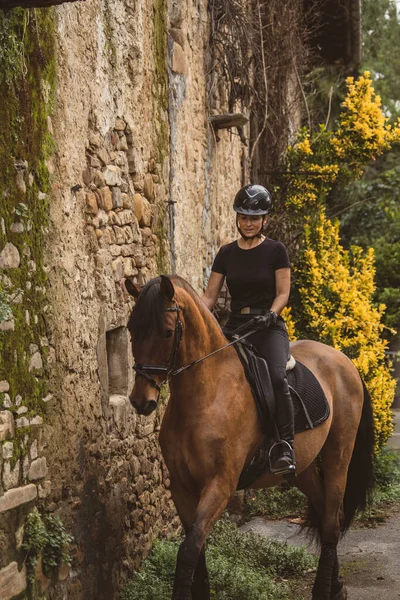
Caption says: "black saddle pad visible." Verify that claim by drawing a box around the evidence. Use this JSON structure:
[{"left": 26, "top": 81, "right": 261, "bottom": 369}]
[
  {"left": 288, "top": 360, "right": 330, "bottom": 434},
  {"left": 235, "top": 344, "right": 330, "bottom": 490},
  {"left": 235, "top": 342, "right": 329, "bottom": 435}
]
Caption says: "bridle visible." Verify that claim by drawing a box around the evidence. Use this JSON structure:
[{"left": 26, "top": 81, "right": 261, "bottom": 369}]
[
  {"left": 132, "top": 300, "right": 259, "bottom": 401},
  {"left": 132, "top": 301, "right": 183, "bottom": 395}
]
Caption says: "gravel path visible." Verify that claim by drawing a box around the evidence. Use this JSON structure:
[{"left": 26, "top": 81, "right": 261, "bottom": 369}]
[
  {"left": 240, "top": 411, "right": 400, "bottom": 599},
  {"left": 241, "top": 509, "right": 400, "bottom": 600}
]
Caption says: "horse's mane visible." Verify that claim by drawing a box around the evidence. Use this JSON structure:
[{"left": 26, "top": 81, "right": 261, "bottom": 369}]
[{"left": 127, "top": 274, "right": 210, "bottom": 342}]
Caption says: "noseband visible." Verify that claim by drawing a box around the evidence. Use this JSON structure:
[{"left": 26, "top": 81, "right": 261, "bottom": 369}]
[{"left": 132, "top": 302, "right": 183, "bottom": 394}]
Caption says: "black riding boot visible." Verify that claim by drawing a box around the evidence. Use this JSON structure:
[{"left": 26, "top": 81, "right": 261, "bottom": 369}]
[{"left": 270, "top": 378, "right": 296, "bottom": 475}]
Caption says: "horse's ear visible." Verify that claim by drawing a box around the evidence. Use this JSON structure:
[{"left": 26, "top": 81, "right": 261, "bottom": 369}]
[
  {"left": 160, "top": 275, "right": 175, "bottom": 301},
  {"left": 125, "top": 278, "right": 142, "bottom": 298}
]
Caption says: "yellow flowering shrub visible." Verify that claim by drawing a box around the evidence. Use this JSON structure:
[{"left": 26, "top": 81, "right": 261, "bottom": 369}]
[
  {"left": 279, "top": 73, "right": 398, "bottom": 450},
  {"left": 331, "top": 72, "right": 400, "bottom": 175},
  {"left": 292, "top": 212, "right": 395, "bottom": 450}
]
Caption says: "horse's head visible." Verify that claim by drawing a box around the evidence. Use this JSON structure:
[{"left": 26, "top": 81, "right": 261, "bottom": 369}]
[{"left": 126, "top": 275, "right": 183, "bottom": 416}]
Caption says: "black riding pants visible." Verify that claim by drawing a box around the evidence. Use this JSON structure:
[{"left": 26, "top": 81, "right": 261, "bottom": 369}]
[{"left": 224, "top": 313, "right": 290, "bottom": 398}]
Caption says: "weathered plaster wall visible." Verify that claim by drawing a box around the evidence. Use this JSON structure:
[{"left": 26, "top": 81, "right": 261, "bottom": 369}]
[{"left": 1, "top": 0, "right": 246, "bottom": 598}]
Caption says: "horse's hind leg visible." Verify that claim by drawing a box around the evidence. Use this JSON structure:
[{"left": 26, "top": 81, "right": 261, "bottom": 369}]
[
  {"left": 312, "top": 455, "right": 351, "bottom": 600},
  {"left": 330, "top": 555, "right": 347, "bottom": 599},
  {"left": 296, "top": 445, "right": 351, "bottom": 599}
]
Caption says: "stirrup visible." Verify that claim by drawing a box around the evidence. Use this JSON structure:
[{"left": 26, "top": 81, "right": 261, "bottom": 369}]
[{"left": 268, "top": 440, "right": 296, "bottom": 476}]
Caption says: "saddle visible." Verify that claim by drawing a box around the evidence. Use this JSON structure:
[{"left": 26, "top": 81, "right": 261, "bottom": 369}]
[{"left": 234, "top": 340, "right": 330, "bottom": 489}]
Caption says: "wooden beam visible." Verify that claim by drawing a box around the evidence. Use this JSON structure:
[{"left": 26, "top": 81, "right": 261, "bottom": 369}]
[
  {"left": 209, "top": 113, "right": 249, "bottom": 130},
  {"left": 1, "top": 0, "right": 84, "bottom": 8}
]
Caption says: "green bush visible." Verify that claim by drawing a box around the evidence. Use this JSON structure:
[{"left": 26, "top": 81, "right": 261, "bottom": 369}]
[
  {"left": 244, "top": 485, "right": 307, "bottom": 520},
  {"left": 121, "top": 519, "right": 316, "bottom": 600}
]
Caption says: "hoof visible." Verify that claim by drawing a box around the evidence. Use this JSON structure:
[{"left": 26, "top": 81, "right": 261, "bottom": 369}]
[{"left": 330, "top": 585, "right": 347, "bottom": 600}]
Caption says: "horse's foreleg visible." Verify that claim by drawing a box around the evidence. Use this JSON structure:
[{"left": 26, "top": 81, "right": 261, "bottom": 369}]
[
  {"left": 172, "top": 477, "right": 231, "bottom": 600},
  {"left": 191, "top": 546, "right": 210, "bottom": 600}
]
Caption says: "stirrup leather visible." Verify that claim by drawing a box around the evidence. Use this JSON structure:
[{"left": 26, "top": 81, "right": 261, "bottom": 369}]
[{"left": 268, "top": 440, "right": 296, "bottom": 476}]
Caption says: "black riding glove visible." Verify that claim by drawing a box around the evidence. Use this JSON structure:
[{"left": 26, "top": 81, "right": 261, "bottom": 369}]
[{"left": 253, "top": 310, "right": 278, "bottom": 331}]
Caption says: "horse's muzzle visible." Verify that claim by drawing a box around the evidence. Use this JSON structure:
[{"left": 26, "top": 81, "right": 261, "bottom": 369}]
[{"left": 131, "top": 398, "right": 157, "bottom": 416}]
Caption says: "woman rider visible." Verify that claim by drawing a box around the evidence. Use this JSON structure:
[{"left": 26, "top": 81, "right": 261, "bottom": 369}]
[{"left": 202, "top": 184, "right": 295, "bottom": 475}]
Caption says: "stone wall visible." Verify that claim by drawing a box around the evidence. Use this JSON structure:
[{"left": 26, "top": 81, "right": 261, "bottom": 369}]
[{"left": 0, "top": 0, "right": 247, "bottom": 598}]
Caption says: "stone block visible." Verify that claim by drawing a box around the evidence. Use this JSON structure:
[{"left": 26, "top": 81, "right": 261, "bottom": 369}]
[
  {"left": 133, "top": 193, "right": 144, "bottom": 222},
  {"left": 2, "top": 394, "right": 11, "bottom": 408},
  {"left": 140, "top": 198, "right": 153, "bottom": 228},
  {"left": 92, "top": 209, "right": 109, "bottom": 228},
  {"left": 141, "top": 227, "right": 153, "bottom": 246},
  {"left": 28, "top": 457, "right": 48, "bottom": 481},
  {"left": 10, "top": 222, "right": 24, "bottom": 234},
  {"left": 120, "top": 244, "right": 136, "bottom": 257},
  {"left": 97, "top": 147, "right": 109, "bottom": 166},
  {"left": 112, "top": 257, "right": 124, "bottom": 281},
  {"left": 143, "top": 174, "right": 154, "bottom": 201},
  {"left": 119, "top": 134, "right": 128, "bottom": 152},
  {"left": 108, "top": 210, "right": 121, "bottom": 226},
  {"left": 113, "top": 226, "right": 125, "bottom": 245},
  {"left": 0, "top": 484, "right": 37, "bottom": 513},
  {"left": 93, "top": 169, "right": 106, "bottom": 187},
  {"left": 171, "top": 41, "right": 188, "bottom": 76},
  {"left": 0, "top": 319, "right": 14, "bottom": 332},
  {"left": 82, "top": 167, "right": 93, "bottom": 186},
  {"left": 169, "top": 27, "right": 185, "bottom": 48},
  {"left": 86, "top": 192, "right": 99, "bottom": 215},
  {"left": 0, "top": 243, "right": 20, "bottom": 270},
  {"left": 100, "top": 186, "right": 113, "bottom": 211},
  {"left": 104, "top": 165, "right": 123, "bottom": 187},
  {"left": 0, "top": 411, "right": 15, "bottom": 441},
  {"left": 130, "top": 218, "right": 141, "bottom": 244},
  {"left": 2, "top": 442, "right": 13, "bottom": 460},
  {"left": 38, "top": 480, "right": 51, "bottom": 499},
  {"left": 0, "top": 381, "right": 9, "bottom": 393},
  {"left": 119, "top": 209, "right": 134, "bottom": 225},
  {"left": 109, "top": 395, "right": 130, "bottom": 439},
  {"left": 0, "top": 562, "right": 27, "bottom": 600},
  {"left": 122, "top": 193, "right": 133, "bottom": 210},
  {"left": 123, "top": 258, "right": 135, "bottom": 277},
  {"left": 2, "top": 459, "right": 20, "bottom": 490},
  {"left": 16, "top": 417, "right": 29, "bottom": 428},
  {"left": 29, "top": 351, "right": 43, "bottom": 372},
  {"left": 114, "top": 118, "right": 126, "bottom": 131},
  {"left": 111, "top": 186, "right": 123, "bottom": 209},
  {"left": 127, "top": 148, "right": 137, "bottom": 174},
  {"left": 123, "top": 226, "right": 134, "bottom": 244},
  {"left": 133, "top": 248, "right": 145, "bottom": 268}
]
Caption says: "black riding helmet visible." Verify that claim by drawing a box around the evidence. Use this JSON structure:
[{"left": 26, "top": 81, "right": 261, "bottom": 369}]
[{"left": 233, "top": 184, "right": 272, "bottom": 215}]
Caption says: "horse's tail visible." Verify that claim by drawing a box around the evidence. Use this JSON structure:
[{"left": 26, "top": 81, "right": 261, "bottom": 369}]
[
  {"left": 341, "top": 379, "right": 375, "bottom": 531},
  {"left": 304, "top": 378, "right": 375, "bottom": 538}
]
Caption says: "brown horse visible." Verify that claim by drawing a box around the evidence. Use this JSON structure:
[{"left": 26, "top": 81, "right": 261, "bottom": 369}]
[{"left": 126, "top": 274, "right": 374, "bottom": 600}]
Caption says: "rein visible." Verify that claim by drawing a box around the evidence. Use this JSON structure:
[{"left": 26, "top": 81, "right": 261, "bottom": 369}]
[
  {"left": 133, "top": 302, "right": 258, "bottom": 397},
  {"left": 169, "top": 327, "right": 257, "bottom": 378}
]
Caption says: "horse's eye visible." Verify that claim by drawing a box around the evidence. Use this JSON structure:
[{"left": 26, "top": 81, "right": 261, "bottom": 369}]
[{"left": 165, "top": 329, "right": 173, "bottom": 339}]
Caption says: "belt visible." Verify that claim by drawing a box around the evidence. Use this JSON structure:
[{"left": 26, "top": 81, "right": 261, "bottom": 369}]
[{"left": 237, "top": 307, "right": 270, "bottom": 315}]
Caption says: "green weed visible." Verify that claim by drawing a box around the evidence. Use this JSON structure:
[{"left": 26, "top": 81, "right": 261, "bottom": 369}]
[{"left": 121, "top": 518, "right": 316, "bottom": 600}]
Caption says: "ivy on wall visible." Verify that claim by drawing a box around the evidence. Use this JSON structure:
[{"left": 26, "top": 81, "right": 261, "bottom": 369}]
[{"left": 0, "top": 7, "right": 56, "bottom": 416}]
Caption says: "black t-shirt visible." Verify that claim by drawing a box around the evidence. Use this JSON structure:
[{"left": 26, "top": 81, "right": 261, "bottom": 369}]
[{"left": 211, "top": 237, "right": 290, "bottom": 312}]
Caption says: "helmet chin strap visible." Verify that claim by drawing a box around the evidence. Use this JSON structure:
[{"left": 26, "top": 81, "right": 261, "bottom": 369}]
[{"left": 236, "top": 215, "right": 263, "bottom": 240}]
